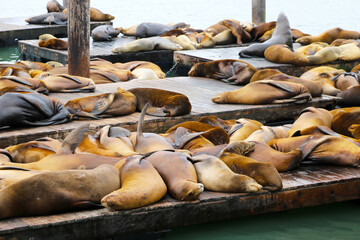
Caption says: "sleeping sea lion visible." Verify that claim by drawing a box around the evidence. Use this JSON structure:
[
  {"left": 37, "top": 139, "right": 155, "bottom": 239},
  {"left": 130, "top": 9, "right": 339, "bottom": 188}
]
[
  {"left": 337, "top": 86, "right": 360, "bottom": 107},
  {"left": 135, "top": 22, "right": 190, "bottom": 38},
  {"left": 113, "top": 61, "right": 165, "bottom": 79},
  {"left": 38, "top": 38, "right": 68, "bottom": 50},
  {"left": 0, "top": 75, "right": 49, "bottom": 95},
  {"left": 168, "top": 35, "right": 198, "bottom": 50},
  {"left": 259, "top": 28, "right": 310, "bottom": 42},
  {"left": 219, "top": 19, "right": 252, "bottom": 45},
  {"left": 131, "top": 68, "right": 159, "bottom": 80},
  {"left": 212, "top": 29, "right": 236, "bottom": 45},
  {"left": 330, "top": 39, "right": 358, "bottom": 46},
  {"left": 198, "top": 115, "right": 236, "bottom": 133},
  {"left": 91, "top": 25, "right": 121, "bottom": 41},
  {"left": 294, "top": 42, "right": 328, "bottom": 56},
  {"left": 330, "top": 107, "right": 360, "bottom": 137},
  {"left": 25, "top": 12, "right": 67, "bottom": 25},
  {"left": 264, "top": 44, "right": 309, "bottom": 65},
  {"left": 0, "top": 167, "right": 45, "bottom": 189},
  {"left": 0, "top": 164, "right": 120, "bottom": 220},
  {"left": 41, "top": 74, "right": 95, "bottom": 92},
  {"left": 296, "top": 27, "right": 360, "bottom": 45},
  {"left": 331, "top": 72, "right": 359, "bottom": 91},
  {"left": 47, "top": 0, "right": 65, "bottom": 13},
  {"left": 244, "top": 126, "right": 288, "bottom": 143},
  {"left": 337, "top": 42, "right": 360, "bottom": 61},
  {"left": 145, "top": 151, "right": 204, "bottom": 200},
  {"left": 0, "top": 67, "right": 31, "bottom": 78},
  {"left": 250, "top": 21, "right": 277, "bottom": 40},
  {"left": 63, "top": 7, "right": 115, "bottom": 21},
  {"left": 205, "top": 20, "right": 238, "bottom": 37},
  {"left": 228, "top": 118, "right": 263, "bottom": 142},
  {"left": 188, "top": 59, "right": 257, "bottom": 85},
  {"left": 112, "top": 37, "right": 183, "bottom": 53},
  {"left": 101, "top": 155, "right": 167, "bottom": 210},
  {"left": 212, "top": 80, "right": 311, "bottom": 104},
  {"left": 306, "top": 46, "right": 342, "bottom": 64},
  {"left": 65, "top": 87, "right": 137, "bottom": 119},
  {"left": 192, "top": 154, "right": 262, "bottom": 193},
  {"left": 239, "top": 12, "right": 292, "bottom": 58},
  {"left": 15, "top": 60, "right": 54, "bottom": 72},
  {"left": 128, "top": 87, "right": 191, "bottom": 117}
]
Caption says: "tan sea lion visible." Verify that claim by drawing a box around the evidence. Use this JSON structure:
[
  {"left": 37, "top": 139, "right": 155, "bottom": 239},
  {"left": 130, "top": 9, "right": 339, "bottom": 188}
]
[
  {"left": 300, "top": 66, "right": 345, "bottom": 96},
  {"left": 212, "top": 80, "right": 311, "bottom": 104},
  {"left": 264, "top": 44, "right": 309, "bottom": 65},
  {"left": 65, "top": 87, "right": 137, "bottom": 119},
  {"left": 188, "top": 59, "right": 257, "bottom": 85},
  {"left": 38, "top": 38, "right": 68, "bottom": 50},
  {"left": 212, "top": 29, "right": 236, "bottom": 45},
  {"left": 348, "top": 124, "right": 360, "bottom": 139},
  {"left": 296, "top": 27, "right": 360, "bottom": 45},
  {"left": 131, "top": 68, "right": 159, "bottom": 80},
  {"left": 294, "top": 42, "right": 328, "bottom": 56},
  {"left": 168, "top": 35, "right": 198, "bottom": 50},
  {"left": 101, "top": 155, "right": 167, "bottom": 210},
  {"left": 244, "top": 126, "right": 289, "bottom": 143},
  {"left": 338, "top": 42, "right": 360, "bottom": 61},
  {"left": 0, "top": 67, "right": 31, "bottom": 78},
  {"left": 47, "top": 0, "right": 65, "bottom": 13},
  {"left": 15, "top": 60, "right": 54, "bottom": 72},
  {"left": 41, "top": 74, "right": 95, "bottom": 93},
  {"left": 331, "top": 107, "right": 360, "bottom": 137},
  {"left": 0, "top": 75, "right": 49, "bottom": 95},
  {"left": 228, "top": 118, "right": 263, "bottom": 142},
  {"left": 128, "top": 88, "right": 191, "bottom": 117},
  {"left": 0, "top": 164, "right": 120, "bottom": 220},
  {"left": 63, "top": 7, "right": 115, "bottom": 21},
  {"left": 113, "top": 61, "right": 165, "bottom": 79},
  {"left": 219, "top": 19, "right": 252, "bottom": 44},
  {"left": 330, "top": 39, "right": 358, "bottom": 46},
  {"left": 306, "top": 46, "right": 342, "bottom": 64},
  {"left": 198, "top": 115, "right": 236, "bottom": 133},
  {"left": 204, "top": 20, "right": 238, "bottom": 37},
  {"left": 145, "top": 151, "right": 204, "bottom": 200},
  {"left": 0, "top": 167, "right": 45, "bottom": 189},
  {"left": 192, "top": 154, "right": 262, "bottom": 193},
  {"left": 0, "top": 150, "right": 12, "bottom": 163},
  {"left": 6, "top": 137, "right": 61, "bottom": 163},
  {"left": 259, "top": 28, "right": 310, "bottom": 42},
  {"left": 287, "top": 107, "right": 333, "bottom": 137},
  {"left": 240, "top": 13, "right": 292, "bottom": 58}
]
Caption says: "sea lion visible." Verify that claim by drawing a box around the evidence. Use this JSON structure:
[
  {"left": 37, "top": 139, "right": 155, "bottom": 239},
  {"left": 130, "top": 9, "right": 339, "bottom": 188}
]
[
  {"left": 65, "top": 87, "right": 137, "bottom": 119},
  {"left": 113, "top": 61, "right": 165, "bottom": 79},
  {"left": 296, "top": 27, "right": 360, "bottom": 45},
  {"left": 0, "top": 167, "right": 45, "bottom": 189},
  {"left": 188, "top": 59, "right": 257, "bottom": 85},
  {"left": 0, "top": 92, "right": 70, "bottom": 128},
  {"left": 131, "top": 68, "right": 159, "bottom": 80},
  {"left": 239, "top": 12, "right": 292, "bottom": 58},
  {"left": 218, "top": 141, "right": 283, "bottom": 191},
  {"left": 212, "top": 29, "right": 236, "bottom": 45},
  {"left": 41, "top": 74, "right": 95, "bottom": 93},
  {"left": 145, "top": 151, "right": 204, "bottom": 200},
  {"left": 331, "top": 72, "right": 359, "bottom": 91},
  {"left": 38, "top": 38, "right": 68, "bottom": 50},
  {"left": 47, "top": 0, "right": 65, "bottom": 13},
  {"left": 287, "top": 107, "right": 333, "bottom": 137},
  {"left": 264, "top": 44, "right": 309, "bottom": 65},
  {"left": 300, "top": 66, "right": 345, "bottom": 96},
  {"left": 25, "top": 12, "right": 67, "bottom": 25},
  {"left": 205, "top": 20, "right": 238, "bottom": 37},
  {"left": 168, "top": 35, "right": 198, "bottom": 50},
  {"left": 306, "top": 46, "right": 342, "bottom": 64},
  {"left": 348, "top": 124, "right": 360, "bottom": 139},
  {"left": 91, "top": 25, "right": 121, "bottom": 41},
  {"left": 101, "top": 155, "right": 167, "bottom": 210},
  {"left": 135, "top": 22, "right": 190, "bottom": 38},
  {"left": 63, "top": 7, "right": 115, "bottom": 21},
  {"left": 160, "top": 28, "right": 203, "bottom": 37},
  {"left": 228, "top": 118, "right": 264, "bottom": 142},
  {"left": 337, "top": 42, "right": 360, "bottom": 61},
  {"left": 198, "top": 115, "right": 236, "bottom": 133},
  {"left": 128, "top": 88, "right": 191, "bottom": 117},
  {"left": 244, "top": 126, "right": 289, "bottom": 143},
  {"left": 337, "top": 86, "right": 360, "bottom": 107},
  {"left": 6, "top": 137, "right": 62, "bottom": 163},
  {"left": 294, "top": 42, "right": 328, "bottom": 56},
  {"left": 212, "top": 80, "right": 311, "bottom": 104},
  {"left": 219, "top": 19, "right": 252, "bottom": 44},
  {"left": 0, "top": 67, "right": 31, "bottom": 78},
  {"left": 0, "top": 164, "right": 120, "bottom": 220},
  {"left": 331, "top": 107, "right": 360, "bottom": 137},
  {"left": 112, "top": 37, "right": 183, "bottom": 53},
  {"left": 192, "top": 154, "right": 262, "bottom": 193},
  {"left": 0, "top": 75, "right": 49, "bottom": 95},
  {"left": 250, "top": 21, "right": 277, "bottom": 40},
  {"left": 330, "top": 39, "right": 358, "bottom": 46},
  {"left": 15, "top": 60, "right": 54, "bottom": 72}
]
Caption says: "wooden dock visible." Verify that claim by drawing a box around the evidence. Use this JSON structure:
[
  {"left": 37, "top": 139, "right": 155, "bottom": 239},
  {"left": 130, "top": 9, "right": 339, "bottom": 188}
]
[
  {"left": 0, "top": 17, "right": 111, "bottom": 46},
  {"left": 0, "top": 76, "right": 339, "bottom": 148},
  {"left": 0, "top": 164, "right": 359, "bottom": 239},
  {"left": 173, "top": 43, "right": 360, "bottom": 76}
]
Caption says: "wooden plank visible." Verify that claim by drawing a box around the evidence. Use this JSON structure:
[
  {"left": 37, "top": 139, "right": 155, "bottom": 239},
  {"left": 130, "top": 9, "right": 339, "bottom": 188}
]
[
  {"left": 0, "top": 165, "right": 359, "bottom": 239},
  {"left": 0, "top": 77, "right": 338, "bottom": 148}
]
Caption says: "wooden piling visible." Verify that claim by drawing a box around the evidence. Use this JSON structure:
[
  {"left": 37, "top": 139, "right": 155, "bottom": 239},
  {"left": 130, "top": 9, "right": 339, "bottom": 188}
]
[
  {"left": 252, "top": 0, "right": 266, "bottom": 24},
  {"left": 63, "top": 0, "right": 68, "bottom": 8},
  {"left": 67, "top": 0, "right": 90, "bottom": 77}
]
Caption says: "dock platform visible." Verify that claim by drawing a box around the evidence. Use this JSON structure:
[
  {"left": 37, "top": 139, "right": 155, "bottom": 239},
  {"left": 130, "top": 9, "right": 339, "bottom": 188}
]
[
  {"left": 0, "top": 164, "right": 359, "bottom": 239},
  {"left": 0, "top": 76, "right": 339, "bottom": 148},
  {"left": 0, "top": 17, "right": 111, "bottom": 45}
]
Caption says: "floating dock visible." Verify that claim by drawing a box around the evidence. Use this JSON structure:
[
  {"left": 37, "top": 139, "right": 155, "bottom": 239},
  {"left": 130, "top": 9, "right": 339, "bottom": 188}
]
[
  {"left": 0, "top": 164, "right": 359, "bottom": 239},
  {"left": 0, "top": 76, "right": 339, "bottom": 148},
  {"left": 0, "top": 17, "right": 111, "bottom": 46}
]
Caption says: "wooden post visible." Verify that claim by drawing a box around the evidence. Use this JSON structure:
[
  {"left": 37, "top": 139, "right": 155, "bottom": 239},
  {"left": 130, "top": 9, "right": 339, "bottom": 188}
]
[
  {"left": 67, "top": 0, "right": 90, "bottom": 77},
  {"left": 63, "top": 0, "right": 68, "bottom": 8},
  {"left": 252, "top": 0, "right": 266, "bottom": 24}
]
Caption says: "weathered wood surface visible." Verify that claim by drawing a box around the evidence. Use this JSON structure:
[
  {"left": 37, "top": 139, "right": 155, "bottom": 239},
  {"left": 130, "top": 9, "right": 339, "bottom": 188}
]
[
  {"left": 0, "top": 17, "right": 110, "bottom": 45},
  {"left": 0, "top": 165, "right": 359, "bottom": 239},
  {"left": 0, "top": 76, "right": 338, "bottom": 148},
  {"left": 174, "top": 43, "right": 360, "bottom": 76}
]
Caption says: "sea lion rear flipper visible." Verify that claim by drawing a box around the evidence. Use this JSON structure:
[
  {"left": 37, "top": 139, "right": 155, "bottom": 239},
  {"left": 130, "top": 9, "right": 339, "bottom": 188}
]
[
  {"left": 136, "top": 102, "right": 150, "bottom": 145},
  {"left": 173, "top": 127, "right": 208, "bottom": 149},
  {"left": 108, "top": 126, "right": 131, "bottom": 138},
  {"left": 91, "top": 93, "right": 116, "bottom": 116},
  {"left": 58, "top": 123, "right": 90, "bottom": 154}
]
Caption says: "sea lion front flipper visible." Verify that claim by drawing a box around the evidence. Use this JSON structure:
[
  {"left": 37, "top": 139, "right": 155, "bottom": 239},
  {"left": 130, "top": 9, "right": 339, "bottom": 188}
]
[
  {"left": 91, "top": 93, "right": 116, "bottom": 116},
  {"left": 0, "top": 76, "right": 33, "bottom": 87},
  {"left": 261, "top": 81, "right": 295, "bottom": 93},
  {"left": 108, "top": 126, "right": 131, "bottom": 138},
  {"left": 58, "top": 123, "right": 90, "bottom": 154},
  {"left": 272, "top": 92, "right": 311, "bottom": 104},
  {"left": 92, "top": 71, "right": 120, "bottom": 83},
  {"left": 145, "top": 106, "right": 169, "bottom": 117},
  {"left": 227, "top": 123, "right": 244, "bottom": 136},
  {"left": 56, "top": 74, "right": 83, "bottom": 84}
]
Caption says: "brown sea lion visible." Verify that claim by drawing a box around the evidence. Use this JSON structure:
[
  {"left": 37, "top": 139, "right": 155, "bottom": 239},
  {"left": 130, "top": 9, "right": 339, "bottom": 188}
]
[
  {"left": 113, "top": 61, "right": 165, "bottom": 79},
  {"left": 259, "top": 28, "right": 310, "bottom": 42},
  {"left": 348, "top": 124, "right": 360, "bottom": 139},
  {"left": 337, "top": 86, "right": 360, "bottom": 107},
  {"left": 330, "top": 39, "right": 358, "bottom": 46},
  {"left": 0, "top": 67, "right": 31, "bottom": 78},
  {"left": 38, "top": 38, "right": 68, "bottom": 50},
  {"left": 331, "top": 72, "right": 359, "bottom": 91},
  {"left": 331, "top": 107, "right": 360, "bottom": 137},
  {"left": 228, "top": 118, "right": 263, "bottom": 142},
  {"left": 0, "top": 164, "right": 120, "bottom": 220},
  {"left": 112, "top": 37, "right": 183, "bottom": 53},
  {"left": 218, "top": 141, "right": 283, "bottom": 191},
  {"left": 192, "top": 154, "right": 262, "bottom": 193},
  {"left": 193, "top": 32, "right": 216, "bottom": 48},
  {"left": 90, "top": 69, "right": 134, "bottom": 83},
  {"left": 6, "top": 137, "right": 61, "bottom": 163},
  {"left": 160, "top": 28, "right": 203, "bottom": 37},
  {"left": 63, "top": 7, "right": 115, "bottom": 21},
  {"left": 240, "top": 13, "right": 292, "bottom": 58},
  {"left": 287, "top": 107, "right": 333, "bottom": 137},
  {"left": 145, "top": 151, "right": 204, "bottom": 200},
  {"left": 212, "top": 80, "right": 311, "bottom": 104},
  {"left": 188, "top": 59, "right": 257, "bottom": 85},
  {"left": 0, "top": 75, "right": 49, "bottom": 95},
  {"left": 91, "top": 25, "right": 121, "bottom": 41},
  {"left": 198, "top": 115, "right": 236, "bottom": 133},
  {"left": 300, "top": 66, "right": 345, "bottom": 96},
  {"left": 212, "top": 29, "right": 237, "bottom": 45},
  {"left": 47, "top": 0, "right": 65, "bottom": 13},
  {"left": 25, "top": 12, "right": 67, "bottom": 25},
  {"left": 41, "top": 74, "right": 95, "bottom": 93},
  {"left": 15, "top": 61, "right": 54, "bottom": 72},
  {"left": 101, "top": 155, "right": 167, "bottom": 210},
  {"left": 128, "top": 88, "right": 191, "bottom": 117},
  {"left": 244, "top": 126, "right": 289, "bottom": 143},
  {"left": 250, "top": 21, "right": 277, "bottom": 40},
  {"left": 65, "top": 87, "right": 137, "bottom": 119},
  {"left": 219, "top": 19, "right": 252, "bottom": 44},
  {"left": 264, "top": 44, "right": 309, "bottom": 65},
  {"left": 296, "top": 27, "right": 360, "bottom": 45},
  {"left": 204, "top": 20, "right": 239, "bottom": 37}
]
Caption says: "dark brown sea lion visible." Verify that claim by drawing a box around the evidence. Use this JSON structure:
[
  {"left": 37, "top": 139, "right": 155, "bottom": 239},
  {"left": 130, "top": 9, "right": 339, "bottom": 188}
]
[
  {"left": 135, "top": 22, "right": 190, "bottom": 38},
  {"left": 91, "top": 25, "right": 121, "bottom": 41},
  {"left": 296, "top": 27, "right": 360, "bottom": 45},
  {"left": 65, "top": 87, "right": 137, "bottom": 119},
  {"left": 188, "top": 59, "right": 257, "bottom": 85},
  {"left": 331, "top": 72, "right": 359, "bottom": 91},
  {"left": 25, "top": 12, "right": 67, "bottom": 25},
  {"left": 0, "top": 92, "right": 70, "bottom": 128},
  {"left": 250, "top": 21, "right": 277, "bottom": 40},
  {"left": 41, "top": 74, "right": 95, "bottom": 93},
  {"left": 145, "top": 151, "right": 204, "bottom": 200},
  {"left": 128, "top": 88, "right": 191, "bottom": 117},
  {"left": 212, "top": 80, "right": 311, "bottom": 104},
  {"left": 192, "top": 154, "right": 262, "bottom": 193},
  {"left": 264, "top": 44, "right": 309, "bottom": 66},
  {"left": 101, "top": 155, "right": 167, "bottom": 210},
  {"left": 240, "top": 12, "right": 292, "bottom": 58},
  {"left": 46, "top": 0, "right": 65, "bottom": 12},
  {"left": 0, "top": 164, "right": 120, "bottom": 220},
  {"left": 337, "top": 86, "right": 360, "bottom": 107},
  {"left": 330, "top": 107, "right": 360, "bottom": 137},
  {"left": 219, "top": 19, "right": 252, "bottom": 44},
  {"left": 38, "top": 38, "right": 68, "bottom": 50}
]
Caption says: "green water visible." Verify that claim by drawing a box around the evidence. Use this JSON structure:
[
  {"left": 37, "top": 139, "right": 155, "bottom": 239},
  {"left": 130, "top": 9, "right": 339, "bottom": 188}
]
[{"left": 0, "top": 46, "right": 20, "bottom": 63}]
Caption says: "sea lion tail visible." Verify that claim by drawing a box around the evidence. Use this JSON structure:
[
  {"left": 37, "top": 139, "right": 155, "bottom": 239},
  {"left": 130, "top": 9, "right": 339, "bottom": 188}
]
[
  {"left": 136, "top": 102, "right": 150, "bottom": 145},
  {"left": 58, "top": 123, "right": 90, "bottom": 154}
]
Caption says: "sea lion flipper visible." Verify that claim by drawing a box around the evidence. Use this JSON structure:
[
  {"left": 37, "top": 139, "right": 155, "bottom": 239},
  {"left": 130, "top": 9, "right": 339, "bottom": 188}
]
[
  {"left": 262, "top": 81, "right": 295, "bottom": 93},
  {"left": 145, "top": 106, "right": 168, "bottom": 117},
  {"left": 0, "top": 76, "right": 33, "bottom": 87},
  {"left": 136, "top": 102, "right": 150, "bottom": 145},
  {"left": 173, "top": 127, "right": 208, "bottom": 149},
  {"left": 108, "top": 126, "right": 131, "bottom": 138},
  {"left": 219, "top": 141, "right": 256, "bottom": 157},
  {"left": 92, "top": 71, "right": 120, "bottom": 83},
  {"left": 58, "top": 123, "right": 90, "bottom": 154},
  {"left": 227, "top": 123, "right": 244, "bottom": 136},
  {"left": 91, "top": 93, "right": 116, "bottom": 116},
  {"left": 56, "top": 74, "right": 83, "bottom": 84}
]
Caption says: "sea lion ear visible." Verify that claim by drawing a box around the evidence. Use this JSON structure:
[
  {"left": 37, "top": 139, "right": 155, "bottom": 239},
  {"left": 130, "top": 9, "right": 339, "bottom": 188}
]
[{"left": 58, "top": 123, "right": 90, "bottom": 154}]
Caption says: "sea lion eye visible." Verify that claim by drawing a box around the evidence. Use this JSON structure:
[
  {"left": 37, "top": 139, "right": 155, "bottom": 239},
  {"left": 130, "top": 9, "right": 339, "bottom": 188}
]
[{"left": 320, "top": 73, "right": 330, "bottom": 78}]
